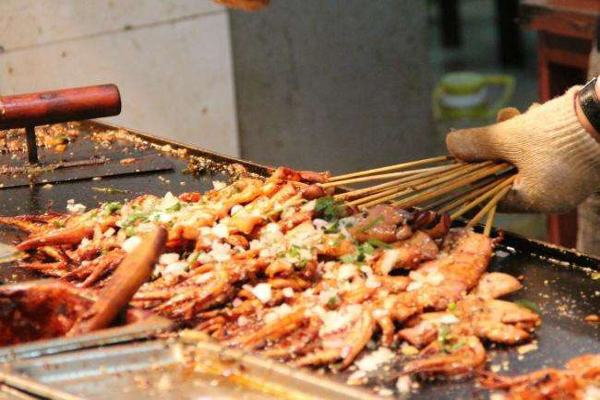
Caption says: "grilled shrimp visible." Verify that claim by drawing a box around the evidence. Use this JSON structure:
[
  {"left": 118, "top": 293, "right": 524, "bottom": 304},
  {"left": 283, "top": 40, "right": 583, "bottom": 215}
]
[
  {"left": 480, "top": 354, "right": 600, "bottom": 399},
  {"left": 404, "top": 335, "right": 487, "bottom": 376}
]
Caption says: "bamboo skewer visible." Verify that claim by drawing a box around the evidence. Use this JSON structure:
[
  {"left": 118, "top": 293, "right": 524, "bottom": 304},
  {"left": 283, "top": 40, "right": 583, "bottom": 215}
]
[
  {"left": 483, "top": 204, "right": 497, "bottom": 237},
  {"left": 321, "top": 165, "right": 453, "bottom": 188},
  {"left": 334, "top": 163, "right": 462, "bottom": 201},
  {"left": 389, "top": 162, "right": 509, "bottom": 210},
  {"left": 450, "top": 175, "right": 516, "bottom": 220},
  {"left": 423, "top": 175, "right": 499, "bottom": 210},
  {"left": 344, "top": 163, "right": 475, "bottom": 207},
  {"left": 328, "top": 155, "right": 452, "bottom": 182},
  {"left": 435, "top": 176, "right": 504, "bottom": 213},
  {"left": 354, "top": 162, "right": 493, "bottom": 209},
  {"left": 467, "top": 185, "right": 512, "bottom": 228},
  {"left": 327, "top": 156, "right": 516, "bottom": 237}
]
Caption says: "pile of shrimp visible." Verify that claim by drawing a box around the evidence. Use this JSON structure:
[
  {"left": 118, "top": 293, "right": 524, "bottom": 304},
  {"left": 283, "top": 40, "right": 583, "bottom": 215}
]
[
  {"left": 481, "top": 354, "right": 600, "bottom": 399},
  {"left": 1, "top": 167, "right": 545, "bottom": 390}
]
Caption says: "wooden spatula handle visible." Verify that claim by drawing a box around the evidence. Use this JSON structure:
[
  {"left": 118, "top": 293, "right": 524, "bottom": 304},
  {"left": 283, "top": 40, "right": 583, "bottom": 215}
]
[
  {"left": 68, "top": 226, "right": 167, "bottom": 336},
  {"left": 0, "top": 84, "right": 121, "bottom": 130}
]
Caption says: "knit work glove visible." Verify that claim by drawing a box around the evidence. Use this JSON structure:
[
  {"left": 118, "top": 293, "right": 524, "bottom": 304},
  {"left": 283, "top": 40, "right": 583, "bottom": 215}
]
[{"left": 446, "top": 86, "right": 600, "bottom": 213}]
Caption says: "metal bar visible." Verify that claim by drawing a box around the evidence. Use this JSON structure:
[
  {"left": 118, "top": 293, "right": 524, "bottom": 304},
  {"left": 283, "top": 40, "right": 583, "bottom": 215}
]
[{"left": 24, "top": 126, "right": 38, "bottom": 165}]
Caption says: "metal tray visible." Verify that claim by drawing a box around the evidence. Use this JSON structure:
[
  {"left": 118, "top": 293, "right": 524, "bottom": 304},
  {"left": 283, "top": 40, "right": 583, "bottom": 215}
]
[
  {"left": 0, "top": 280, "right": 172, "bottom": 363},
  {"left": 0, "top": 340, "right": 377, "bottom": 400},
  {"left": 0, "top": 121, "right": 598, "bottom": 399}
]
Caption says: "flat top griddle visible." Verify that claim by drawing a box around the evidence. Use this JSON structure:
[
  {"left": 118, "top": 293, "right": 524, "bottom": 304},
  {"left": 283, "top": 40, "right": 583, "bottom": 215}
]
[{"left": 0, "top": 121, "right": 598, "bottom": 399}]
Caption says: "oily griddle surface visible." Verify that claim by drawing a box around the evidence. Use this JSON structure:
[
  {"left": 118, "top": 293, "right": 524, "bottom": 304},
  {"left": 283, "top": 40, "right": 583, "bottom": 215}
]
[
  {"left": 0, "top": 122, "right": 241, "bottom": 283},
  {"left": 0, "top": 122, "right": 598, "bottom": 399},
  {"left": 333, "top": 245, "right": 600, "bottom": 399}
]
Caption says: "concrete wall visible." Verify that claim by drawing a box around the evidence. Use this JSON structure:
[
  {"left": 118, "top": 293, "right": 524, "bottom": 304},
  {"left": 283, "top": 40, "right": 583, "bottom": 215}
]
[
  {"left": 0, "top": 1, "right": 434, "bottom": 170},
  {"left": 229, "top": 0, "right": 434, "bottom": 174},
  {"left": 0, "top": 0, "right": 240, "bottom": 156}
]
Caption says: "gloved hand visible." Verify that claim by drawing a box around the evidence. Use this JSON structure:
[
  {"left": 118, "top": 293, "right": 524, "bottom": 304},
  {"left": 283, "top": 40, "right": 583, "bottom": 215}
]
[{"left": 446, "top": 86, "right": 600, "bottom": 213}]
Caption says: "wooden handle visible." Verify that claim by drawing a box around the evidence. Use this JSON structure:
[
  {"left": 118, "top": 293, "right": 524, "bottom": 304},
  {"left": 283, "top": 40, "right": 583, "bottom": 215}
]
[
  {"left": 67, "top": 226, "right": 167, "bottom": 336},
  {"left": 0, "top": 84, "right": 121, "bottom": 129}
]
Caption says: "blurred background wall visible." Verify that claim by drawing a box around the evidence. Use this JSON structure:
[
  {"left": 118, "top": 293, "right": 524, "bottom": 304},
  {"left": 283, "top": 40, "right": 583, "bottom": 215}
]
[
  {"left": 0, "top": 0, "right": 240, "bottom": 155},
  {"left": 229, "top": 0, "right": 434, "bottom": 174},
  {"left": 0, "top": 0, "right": 433, "bottom": 174}
]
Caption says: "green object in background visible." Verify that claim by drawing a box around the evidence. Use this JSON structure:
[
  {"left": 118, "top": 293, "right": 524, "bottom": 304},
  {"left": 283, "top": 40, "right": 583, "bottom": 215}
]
[{"left": 433, "top": 72, "right": 514, "bottom": 120}]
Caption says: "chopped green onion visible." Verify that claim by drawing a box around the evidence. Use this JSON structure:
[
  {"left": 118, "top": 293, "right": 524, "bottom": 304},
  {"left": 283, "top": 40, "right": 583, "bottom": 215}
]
[
  {"left": 360, "top": 242, "right": 375, "bottom": 256},
  {"left": 166, "top": 203, "right": 182, "bottom": 212},
  {"left": 355, "top": 216, "right": 383, "bottom": 235},
  {"left": 188, "top": 252, "right": 199, "bottom": 264},
  {"left": 314, "top": 197, "right": 347, "bottom": 222},
  {"left": 103, "top": 202, "right": 122, "bottom": 215},
  {"left": 447, "top": 302, "right": 457, "bottom": 312},
  {"left": 123, "top": 213, "right": 149, "bottom": 227},
  {"left": 324, "top": 221, "right": 340, "bottom": 234},
  {"left": 443, "top": 340, "right": 466, "bottom": 354},
  {"left": 437, "top": 325, "right": 451, "bottom": 343},
  {"left": 515, "top": 300, "right": 541, "bottom": 314},
  {"left": 125, "top": 226, "right": 135, "bottom": 237},
  {"left": 326, "top": 295, "right": 340, "bottom": 308},
  {"left": 92, "top": 187, "right": 129, "bottom": 194},
  {"left": 367, "top": 239, "right": 392, "bottom": 249},
  {"left": 340, "top": 253, "right": 357, "bottom": 264}
]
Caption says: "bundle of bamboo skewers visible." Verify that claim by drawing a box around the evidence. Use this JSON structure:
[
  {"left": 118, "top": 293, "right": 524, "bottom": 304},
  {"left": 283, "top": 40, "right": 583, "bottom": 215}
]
[{"left": 316, "top": 156, "right": 516, "bottom": 237}]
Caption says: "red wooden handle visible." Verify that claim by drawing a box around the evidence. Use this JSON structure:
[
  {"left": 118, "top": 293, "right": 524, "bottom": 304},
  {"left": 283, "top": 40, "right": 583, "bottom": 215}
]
[{"left": 0, "top": 84, "right": 121, "bottom": 129}]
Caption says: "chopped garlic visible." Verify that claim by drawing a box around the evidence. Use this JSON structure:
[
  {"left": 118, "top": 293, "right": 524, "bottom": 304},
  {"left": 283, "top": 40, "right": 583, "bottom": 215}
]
[
  {"left": 365, "top": 277, "right": 381, "bottom": 289},
  {"left": 264, "top": 304, "right": 293, "bottom": 324},
  {"left": 355, "top": 347, "right": 395, "bottom": 372},
  {"left": 247, "top": 283, "right": 272, "bottom": 303},
  {"left": 160, "top": 192, "right": 179, "bottom": 209},
  {"left": 212, "top": 223, "right": 229, "bottom": 238},
  {"left": 230, "top": 204, "right": 244, "bottom": 215},
  {"left": 159, "top": 253, "right": 180, "bottom": 265},
  {"left": 407, "top": 281, "right": 423, "bottom": 291},
  {"left": 282, "top": 287, "right": 294, "bottom": 298},
  {"left": 103, "top": 228, "right": 116, "bottom": 238},
  {"left": 378, "top": 249, "right": 401, "bottom": 275},
  {"left": 583, "top": 385, "right": 600, "bottom": 400},
  {"left": 312, "top": 218, "right": 329, "bottom": 230},
  {"left": 346, "top": 370, "right": 367, "bottom": 385},
  {"left": 400, "top": 342, "right": 419, "bottom": 356},
  {"left": 232, "top": 298, "right": 243, "bottom": 307},
  {"left": 437, "top": 313, "right": 459, "bottom": 324},
  {"left": 489, "top": 392, "right": 507, "bottom": 400},
  {"left": 66, "top": 199, "right": 86, "bottom": 214},
  {"left": 122, "top": 236, "right": 142, "bottom": 253},
  {"left": 212, "top": 180, "right": 227, "bottom": 190},
  {"left": 337, "top": 264, "right": 357, "bottom": 281},
  {"left": 319, "top": 305, "right": 361, "bottom": 336},
  {"left": 209, "top": 241, "right": 232, "bottom": 262},
  {"left": 396, "top": 375, "right": 412, "bottom": 394},
  {"left": 164, "top": 261, "right": 188, "bottom": 276},
  {"left": 517, "top": 342, "right": 538, "bottom": 354},
  {"left": 237, "top": 316, "right": 249, "bottom": 326}
]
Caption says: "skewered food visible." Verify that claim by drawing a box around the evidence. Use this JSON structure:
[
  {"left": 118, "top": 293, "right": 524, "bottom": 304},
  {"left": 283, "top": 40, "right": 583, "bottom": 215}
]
[
  {"left": 0, "top": 281, "right": 152, "bottom": 346},
  {"left": 481, "top": 354, "right": 600, "bottom": 399},
  {"left": 0, "top": 167, "right": 545, "bottom": 394}
]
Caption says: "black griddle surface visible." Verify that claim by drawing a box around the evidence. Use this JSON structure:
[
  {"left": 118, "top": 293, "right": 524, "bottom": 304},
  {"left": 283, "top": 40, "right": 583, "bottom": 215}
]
[
  {"left": 0, "top": 123, "right": 239, "bottom": 283},
  {"left": 357, "top": 245, "right": 600, "bottom": 399},
  {"left": 0, "top": 122, "right": 598, "bottom": 399}
]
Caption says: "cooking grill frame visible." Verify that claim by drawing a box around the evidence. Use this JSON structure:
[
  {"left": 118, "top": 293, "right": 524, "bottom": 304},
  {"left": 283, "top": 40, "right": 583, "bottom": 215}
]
[{"left": 0, "top": 120, "right": 598, "bottom": 399}]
